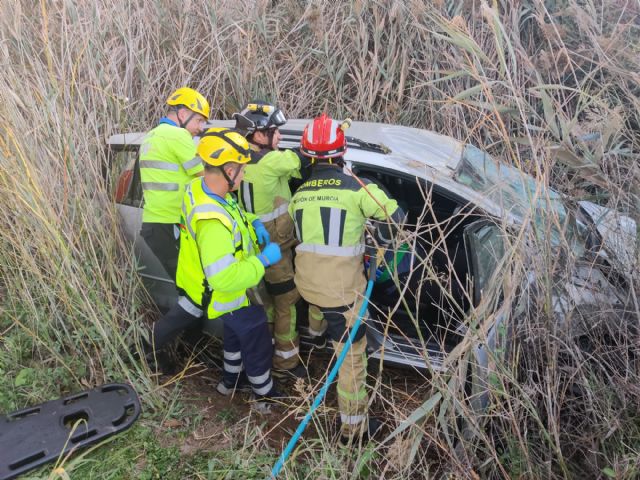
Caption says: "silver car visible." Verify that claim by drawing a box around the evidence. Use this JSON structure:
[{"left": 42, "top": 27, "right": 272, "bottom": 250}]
[{"left": 107, "top": 119, "right": 636, "bottom": 411}]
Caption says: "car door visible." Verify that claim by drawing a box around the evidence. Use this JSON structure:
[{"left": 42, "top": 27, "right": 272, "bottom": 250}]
[
  {"left": 109, "top": 141, "right": 177, "bottom": 312},
  {"left": 462, "top": 219, "right": 510, "bottom": 413},
  {"left": 463, "top": 220, "right": 506, "bottom": 308}
]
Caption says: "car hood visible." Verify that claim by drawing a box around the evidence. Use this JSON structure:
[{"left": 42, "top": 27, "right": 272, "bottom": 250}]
[{"left": 579, "top": 200, "right": 638, "bottom": 278}]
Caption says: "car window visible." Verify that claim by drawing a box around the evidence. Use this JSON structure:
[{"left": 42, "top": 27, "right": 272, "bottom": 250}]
[
  {"left": 455, "top": 144, "right": 587, "bottom": 254},
  {"left": 473, "top": 225, "right": 504, "bottom": 291},
  {"left": 348, "top": 164, "right": 467, "bottom": 229},
  {"left": 465, "top": 222, "right": 505, "bottom": 304},
  {"left": 112, "top": 150, "right": 134, "bottom": 173},
  {"left": 111, "top": 147, "right": 142, "bottom": 207}
]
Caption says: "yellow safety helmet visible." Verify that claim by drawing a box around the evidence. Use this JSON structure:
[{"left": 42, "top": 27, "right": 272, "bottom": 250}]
[
  {"left": 197, "top": 128, "right": 252, "bottom": 167},
  {"left": 166, "top": 87, "right": 210, "bottom": 120}
]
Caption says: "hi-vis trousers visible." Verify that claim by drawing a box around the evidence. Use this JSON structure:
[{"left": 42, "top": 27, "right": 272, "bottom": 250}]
[
  {"left": 221, "top": 305, "right": 275, "bottom": 397},
  {"left": 312, "top": 298, "right": 369, "bottom": 437}
]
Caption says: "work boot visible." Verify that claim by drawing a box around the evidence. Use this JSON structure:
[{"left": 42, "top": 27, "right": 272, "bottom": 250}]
[
  {"left": 253, "top": 386, "right": 287, "bottom": 413},
  {"left": 137, "top": 335, "right": 176, "bottom": 375},
  {"left": 301, "top": 333, "right": 328, "bottom": 351},
  {"left": 216, "top": 372, "right": 252, "bottom": 396},
  {"left": 258, "top": 387, "right": 286, "bottom": 402},
  {"left": 273, "top": 363, "right": 308, "bottom": 380},
  {"left": 340, "top": 417, "right": 383, "bottom": 446},
  {"left": 145, "top": 349, "right": 176, "bottom": 376}
]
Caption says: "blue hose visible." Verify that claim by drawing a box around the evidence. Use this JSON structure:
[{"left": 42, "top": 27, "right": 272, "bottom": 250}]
[{"left": 270, "top": 277, "right": 376, "bottom": 478}]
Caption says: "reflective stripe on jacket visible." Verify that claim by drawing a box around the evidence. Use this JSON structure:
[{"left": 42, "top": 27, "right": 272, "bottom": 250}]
[
  {"left": 140, "top": 123, "right": 203, "bottom": 223},
  {"left": 289, "top": 164, "right": 400, "bottom": 307},
  {"left": 176, "top": 178, "right": 264, "bottom": 319}
]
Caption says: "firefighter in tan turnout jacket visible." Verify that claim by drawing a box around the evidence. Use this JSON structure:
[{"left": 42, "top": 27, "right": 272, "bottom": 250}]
[
  {"left": 289, "top": 113, "right": 405, "bottom": 442},
  {"left": 234, "top": 101, "right": 308, "bottom": 378}
]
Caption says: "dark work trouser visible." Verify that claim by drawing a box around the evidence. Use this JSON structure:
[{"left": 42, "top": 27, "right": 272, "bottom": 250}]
[
  {"left": 141, "top": 222, "right": 180, "bottom": 280},
  {"left": 221, "top": 305, "right": 275, "bottom": 397},
  {"left": 151, "top": 297, "right": 204, "bottom": 351}
]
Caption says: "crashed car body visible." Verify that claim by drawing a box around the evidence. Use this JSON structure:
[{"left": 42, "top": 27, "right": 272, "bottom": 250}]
[{"left": 108, "top": 119, "right": 636, "bottom": 408}]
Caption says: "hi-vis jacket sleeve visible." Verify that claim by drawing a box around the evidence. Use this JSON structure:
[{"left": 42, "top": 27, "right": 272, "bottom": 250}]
[
  {"left": 263, "top": 149, "right": 302, "bottom": 179},
  {"left": 197, "top": 219, "right": 265, "bottom": 292},
  {"left": 171, "top": 130, "right": 203, "bottom": 177},
  {"left": 358, "top": 182, "right": 400, "bottom": 221}
]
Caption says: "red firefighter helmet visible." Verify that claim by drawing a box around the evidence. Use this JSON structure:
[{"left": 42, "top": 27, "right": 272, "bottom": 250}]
[{"left": 300, "top": 113, "right": 347, "bottom": 159}]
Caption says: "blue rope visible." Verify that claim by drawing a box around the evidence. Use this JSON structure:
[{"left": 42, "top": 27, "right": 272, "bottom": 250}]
[{"left": 270, "top": 277, "right": 375, "bottom": 478}]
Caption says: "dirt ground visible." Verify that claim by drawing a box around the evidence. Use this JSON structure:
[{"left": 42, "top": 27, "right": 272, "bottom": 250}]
[{"left": 153, "top": 344, "right": 432, "bottom": 458}]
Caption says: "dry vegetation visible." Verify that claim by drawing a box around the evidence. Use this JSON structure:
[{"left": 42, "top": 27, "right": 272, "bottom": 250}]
[{"left": 1, "top": 0, "right": 639, "bottom": 478}]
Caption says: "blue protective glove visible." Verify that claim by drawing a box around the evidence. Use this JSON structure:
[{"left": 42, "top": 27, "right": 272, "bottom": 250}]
[
  {"left": 258, "top": 242, "right": 282, "bottom": 267},
  {"left": 364, "top": 258, "right": 384, "bottom": 281},
  {"left": 252, "top": 219, "right": 270, "bottom": 245}
]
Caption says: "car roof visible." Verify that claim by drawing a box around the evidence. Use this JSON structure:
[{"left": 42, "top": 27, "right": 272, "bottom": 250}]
[
  {"left": 106, "top": 131, "right": 146, "bottom": 146},
  {"left": 106, "top": 119, "right": 512, "bottom": 220},
  {"left": 282, "top": 119, "right": 463, "bottom": 174},
  {"left": 106, "top": 119, "right": 463, "bottom": 176}
]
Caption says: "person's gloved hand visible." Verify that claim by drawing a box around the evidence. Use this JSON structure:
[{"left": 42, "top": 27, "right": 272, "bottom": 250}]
[
  {"left": 258, "top": 242, "right": 282, "bottom": 267},
  {"left": 364, "top": 257, "right": 384, "bottom": 281},
  {"left": 252, "top": 219, "right": 270, "bottom": 245}
]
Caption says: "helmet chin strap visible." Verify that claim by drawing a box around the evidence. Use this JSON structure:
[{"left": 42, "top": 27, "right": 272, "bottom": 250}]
[
  {"left": 311, "top": 156, "right": 344, "bottom": 167},
  {"left": 177, "top": 108, "right": 196, "bottom": 129},
  {"left": 219, "top": 164, "right": 243, "bottom": 191}
]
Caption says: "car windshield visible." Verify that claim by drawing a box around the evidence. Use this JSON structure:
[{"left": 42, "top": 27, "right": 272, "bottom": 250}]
[{"left": 454, "top": 144, "right": 587, "bottom": 254}]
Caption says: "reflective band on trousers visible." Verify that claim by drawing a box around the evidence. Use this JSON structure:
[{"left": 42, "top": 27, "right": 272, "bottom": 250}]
[
  {"left": 274, "top": 346, "right": 299, "bottom": 359},
  {"left": 296, "top": 243, "right": 365, "bottom": 257},
  {"left": 182, "top": 156, "right": 202, "bottom": 170},
  {"left": 142, "top": 182, "right": 179, "bottom": 191},
  {"left": 259, "top": 203, "right": 289, "bottom": 223},
  {"left": 223, "top": 350, "right": 242, "bottom": 361},
  {"left": 178, "top": 296, "right": 202, "bottom": 317},
  {"left": 204, "top": 254, "right": 236, "bottom": 278},
  {"left": 140, "top": 160, "right": 179, "bottom": 171},
  {"left": 224, "top": 362, "right": 243, "bottom": 373},
  {"left": 340, "top": 413, "right": 366, "bottom": 425},
  {"left": 248, "top": 370, "right": 271, "bottom": 385},
  {"left": 308, "top": 327, "right": 326, "bottom": 337},
  {"left": 213, "top": 295, "right": 246, "bottom": 311},
  {"left": 253, "top": 379, "right": 273, "bottom": 396}
]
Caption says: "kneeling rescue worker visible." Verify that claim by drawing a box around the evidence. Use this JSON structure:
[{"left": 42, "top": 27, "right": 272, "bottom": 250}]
[
  {"left": 234, "top": 100, "right": 307, "bottom": 378},
  {"left": 151, "top": 127, "right": 283, "bottom": 400},
  {"left": 290, "top": 114, "right": 405, "bottom": 442}
]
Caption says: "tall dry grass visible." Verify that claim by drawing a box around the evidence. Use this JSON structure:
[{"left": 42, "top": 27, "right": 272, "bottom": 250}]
[{"left": 0, "top": 0, "right": 639, "bottom": 478}]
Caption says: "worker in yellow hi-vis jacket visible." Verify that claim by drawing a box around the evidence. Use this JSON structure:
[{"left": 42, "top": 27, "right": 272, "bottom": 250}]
[
  {"left": 139, "top": 87, "right": 209, "bottom": 280},
  {"left": 234, "top": 100, "right": 313, "bottom": 379},
  {"left": 149, "top": 127, "right": 283, "bottom": 401}
]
